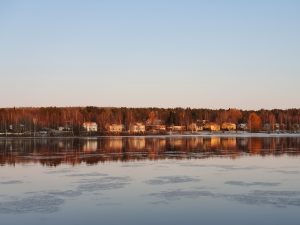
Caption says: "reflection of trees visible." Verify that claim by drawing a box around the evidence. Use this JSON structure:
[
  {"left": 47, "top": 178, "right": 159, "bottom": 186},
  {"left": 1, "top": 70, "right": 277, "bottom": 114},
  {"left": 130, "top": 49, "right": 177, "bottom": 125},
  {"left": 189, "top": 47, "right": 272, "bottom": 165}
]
[
  {"left": 248, "top": 138, "right": 263, "bottom": 155},
  {"left": 0, "top": 137, "right": 299, "bottom": 166}
]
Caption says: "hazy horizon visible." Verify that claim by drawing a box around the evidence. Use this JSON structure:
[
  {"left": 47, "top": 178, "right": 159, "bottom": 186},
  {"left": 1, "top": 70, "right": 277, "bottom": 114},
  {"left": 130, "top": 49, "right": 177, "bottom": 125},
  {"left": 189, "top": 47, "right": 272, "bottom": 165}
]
[
  {"left": 0, "top": 105, "right": 299, "bottom": 111},
  {"left": 1, "top": 0, "right": 300, "bottom": 109}
]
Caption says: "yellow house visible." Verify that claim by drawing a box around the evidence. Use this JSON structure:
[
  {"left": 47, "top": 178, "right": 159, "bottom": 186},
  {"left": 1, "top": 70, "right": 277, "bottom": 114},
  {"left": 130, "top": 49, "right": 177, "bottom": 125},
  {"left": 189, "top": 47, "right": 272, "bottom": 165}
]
[
  {"left": 221, "top": 122, "right": 236, "bottom": 131},
  {"left": 203, "top": 122, "right": 220, "bottom": 131},
  {"left": 129, "top": 123, "right": 146, "bottom": 133},
  {"left": 107, "top": 124, "right": 124, "bottom": 133}
]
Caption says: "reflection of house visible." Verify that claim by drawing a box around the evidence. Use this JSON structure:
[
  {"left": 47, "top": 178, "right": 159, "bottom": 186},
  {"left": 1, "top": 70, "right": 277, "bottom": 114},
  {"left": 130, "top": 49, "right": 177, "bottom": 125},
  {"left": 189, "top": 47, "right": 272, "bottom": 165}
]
[
  {"left": 169, "top": 138, "right": 184, "bottom": 148},
  {"left": 83, "top": 122, "right": 98, "bottom": 132},
  {"left": 146, "top": 138, "right": 166, "bottom": 151},
  {"left": 107, "top": 124, "right": 124, "bottom": 133},
  {"left": 187, "top": 137, "right": 203, "bottom": 148},
  {"left": 83, "top": 140, "right": 98, "bottom": 152},
  {"left": 210, "top": 137, "right": 221, "bottom": 147},
  {"left": 187, "top": 123, "right": 203, "bottom": 132},
  {"left": 106, "top": 138, "right": 123, "bottom": 151},
  {"left": 128, "top": 138, "right": 146, "bottom": 150},
  {"left": 129, "top": 123, "right": 145, "bottom": 133},
  {"left": 221, "top": 122, "right": 236, "bottom": 131},
  {"left": 221, "top": 138, "right": 236, "bottom": 149},
  {"left": 203, "top": 122, "right": 220, "bottom": 131}
]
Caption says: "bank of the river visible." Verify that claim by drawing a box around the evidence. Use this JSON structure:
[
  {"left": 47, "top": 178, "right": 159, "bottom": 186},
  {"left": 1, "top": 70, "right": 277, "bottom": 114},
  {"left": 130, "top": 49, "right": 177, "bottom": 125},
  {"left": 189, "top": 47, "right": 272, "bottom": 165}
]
[{"left": 1, "top": 132, "right": 300, "bottom": 139}]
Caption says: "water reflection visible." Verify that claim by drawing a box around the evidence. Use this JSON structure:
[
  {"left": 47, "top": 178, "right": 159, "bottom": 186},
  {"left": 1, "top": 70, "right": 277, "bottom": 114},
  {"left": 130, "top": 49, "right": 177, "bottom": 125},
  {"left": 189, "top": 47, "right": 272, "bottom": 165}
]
[{"left": 0, "top": 136, "right": 299, "bottom": 166}]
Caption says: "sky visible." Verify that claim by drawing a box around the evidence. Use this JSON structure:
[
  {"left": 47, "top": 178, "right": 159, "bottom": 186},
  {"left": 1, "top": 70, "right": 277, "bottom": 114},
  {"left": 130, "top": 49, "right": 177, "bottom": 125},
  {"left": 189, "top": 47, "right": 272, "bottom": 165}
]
[{"left": 0, "top": 0, "right": 299, "bottom": 110}]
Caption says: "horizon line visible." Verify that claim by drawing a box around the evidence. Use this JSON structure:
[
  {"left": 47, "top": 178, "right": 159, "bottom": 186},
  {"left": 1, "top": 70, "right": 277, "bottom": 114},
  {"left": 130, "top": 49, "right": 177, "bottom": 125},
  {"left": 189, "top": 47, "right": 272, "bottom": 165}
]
[{"left": 1, "top": 105, "right": 299, "bottom": 111}]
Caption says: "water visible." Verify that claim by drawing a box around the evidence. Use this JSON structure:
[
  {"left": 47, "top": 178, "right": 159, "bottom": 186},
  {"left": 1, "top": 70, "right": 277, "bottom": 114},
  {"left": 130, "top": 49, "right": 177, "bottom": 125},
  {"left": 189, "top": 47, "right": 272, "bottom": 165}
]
[{"left": 0, "top": 136, "right": 300, "bottom": 225}]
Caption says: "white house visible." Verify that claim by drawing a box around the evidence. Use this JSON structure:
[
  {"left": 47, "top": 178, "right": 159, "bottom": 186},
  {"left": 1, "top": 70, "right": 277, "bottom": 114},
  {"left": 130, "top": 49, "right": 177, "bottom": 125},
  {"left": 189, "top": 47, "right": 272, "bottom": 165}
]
[
  {"left": 129, "top": 123, "right": 145, "bottom": 133},
  {"left": 83, "top": 122, "right": 98, "bottom": 132}
]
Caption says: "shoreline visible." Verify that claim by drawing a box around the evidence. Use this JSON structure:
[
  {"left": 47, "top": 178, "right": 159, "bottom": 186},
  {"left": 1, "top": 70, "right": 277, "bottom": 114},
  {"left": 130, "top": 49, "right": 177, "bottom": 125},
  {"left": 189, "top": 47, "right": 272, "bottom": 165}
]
[{"left": 1, "top": 132, "right": 300, "bottom": 139}]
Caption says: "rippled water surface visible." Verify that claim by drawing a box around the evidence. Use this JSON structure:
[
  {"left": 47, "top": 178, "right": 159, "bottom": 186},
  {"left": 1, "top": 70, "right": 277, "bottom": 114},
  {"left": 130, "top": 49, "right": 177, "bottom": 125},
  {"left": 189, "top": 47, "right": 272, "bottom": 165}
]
[{"left": 1, "top": 136, "right": 300, "bottom": 225}]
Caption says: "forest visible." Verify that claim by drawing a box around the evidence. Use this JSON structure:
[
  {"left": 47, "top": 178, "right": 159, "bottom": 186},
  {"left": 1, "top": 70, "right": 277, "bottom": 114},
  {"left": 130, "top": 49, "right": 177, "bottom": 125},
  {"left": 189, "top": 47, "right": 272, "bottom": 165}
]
[{"left": 0, "top": 107, "right": 299, "bottom": 135}]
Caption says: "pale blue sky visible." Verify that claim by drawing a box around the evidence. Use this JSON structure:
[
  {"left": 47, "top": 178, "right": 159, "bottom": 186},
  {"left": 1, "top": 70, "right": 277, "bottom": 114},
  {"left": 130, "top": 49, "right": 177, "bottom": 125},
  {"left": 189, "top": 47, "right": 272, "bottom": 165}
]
[{"left": 0, "top": 0, "right": 299, "bottom": 109}]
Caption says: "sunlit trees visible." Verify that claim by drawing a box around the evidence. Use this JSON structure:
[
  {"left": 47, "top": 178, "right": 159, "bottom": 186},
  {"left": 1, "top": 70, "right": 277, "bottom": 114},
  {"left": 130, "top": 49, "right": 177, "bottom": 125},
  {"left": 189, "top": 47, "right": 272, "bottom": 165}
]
[
  {"left": 248, "top": 112, "right": 262, "bottom": 132},
  {"left": 0, "top": 107, "right": 299, "bottom": 134}
]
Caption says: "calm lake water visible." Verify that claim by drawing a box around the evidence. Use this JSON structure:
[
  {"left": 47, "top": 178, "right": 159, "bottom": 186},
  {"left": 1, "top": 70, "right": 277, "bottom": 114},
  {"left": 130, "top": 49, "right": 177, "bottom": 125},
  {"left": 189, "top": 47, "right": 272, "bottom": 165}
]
[{"left": 1, "top": 136, "right": 300, "bottom": 225}]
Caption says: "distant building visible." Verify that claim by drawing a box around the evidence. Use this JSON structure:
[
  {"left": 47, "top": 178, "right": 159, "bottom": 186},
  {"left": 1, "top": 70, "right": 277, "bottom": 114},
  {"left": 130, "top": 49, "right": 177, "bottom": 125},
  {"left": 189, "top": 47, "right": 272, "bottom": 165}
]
[
  {"left": 83, "top": 122, "right": 98, "bottom": 132},
  {"left": 221, "top": 122, "right": 236, "bottom": 131},
  {"left": 58, "top": 125, "right": 72, "bottom": 132},
  {"left": 292, "top": 124, "right": 300, "bottom": 131},
  {"left": 107, "top": 124, "right": 124, "bottom": 133},
  {"left": 129, "top": 123, "right": 145, "bottom": 133},
  {"left": 188, "top": 123, "right": 203, "bottom": 132},
  {"left": 168, "top": 125, "right": 186, "bottom": 132},
  {"left": 203, "top": 122, "right": 220, "bottom": 131},
  {"left": 146, "top": 119, "right": 166, "bottom": 133},
  {"left": 263, "top": 123, "right": 271, "bottom": 131},
  {"left": 238, "top": 123, "right": 248, "bottom": 130},
  {"left": 58, "top": 126, "right": 65, "bottom": 131}
]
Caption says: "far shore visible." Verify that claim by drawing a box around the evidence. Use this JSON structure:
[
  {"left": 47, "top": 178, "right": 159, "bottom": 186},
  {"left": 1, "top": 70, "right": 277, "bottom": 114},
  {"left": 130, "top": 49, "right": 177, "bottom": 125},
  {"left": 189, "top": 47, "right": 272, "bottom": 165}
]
[{"left": 1, "top": 132, "right": 300, "bottom": 139}]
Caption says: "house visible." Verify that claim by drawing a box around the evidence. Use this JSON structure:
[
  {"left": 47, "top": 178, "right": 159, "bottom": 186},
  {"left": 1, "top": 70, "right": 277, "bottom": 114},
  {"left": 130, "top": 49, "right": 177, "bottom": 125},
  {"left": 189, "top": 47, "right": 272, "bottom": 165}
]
[
  {"left": 58, "top": 126, "right": 65, "bottom": 131},
  {"left": 238, "top": 123, "right": 248, "bottom": 130},
  {"left": 203, "top": 122, "right": 220, "bottom": 131},
  {"left": 263, "top": 123, "right": 271, "bottom": 131},
  {"left": 292, "top": 124, "right": 300, "bottom": 131},
  {"left": 107, "top": 124, "right": 124, "bottom": 133},
  {"left": 129, "top": 123, "right": 145, "bottom": 133},
  {"left": 146, "top": 119, "right": 166, "bottom": 133},
  {"left": 83, "top": 122, "right": 98, "bottom": 132},
  {"left": 58, "top": 125, "right": 72, "bottom": 132},
  {"left": 221, "top": 122, "right": 236, "bottom": 131},
  {"left": 168, "top": 125, "right": 186, "bottom": 132},
  {"left": 188, "top": 123, "right": 203, "bottom": 132}
]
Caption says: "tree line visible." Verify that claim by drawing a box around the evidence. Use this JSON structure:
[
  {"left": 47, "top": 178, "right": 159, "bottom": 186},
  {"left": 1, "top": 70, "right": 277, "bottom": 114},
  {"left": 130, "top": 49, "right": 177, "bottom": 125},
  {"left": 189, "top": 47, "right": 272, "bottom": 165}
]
[{"left": 0, "top": 107, "right": 299, "bottom": 133}]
